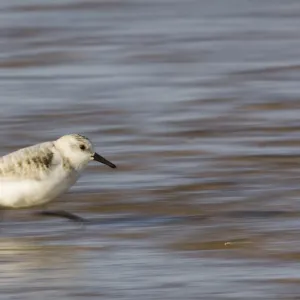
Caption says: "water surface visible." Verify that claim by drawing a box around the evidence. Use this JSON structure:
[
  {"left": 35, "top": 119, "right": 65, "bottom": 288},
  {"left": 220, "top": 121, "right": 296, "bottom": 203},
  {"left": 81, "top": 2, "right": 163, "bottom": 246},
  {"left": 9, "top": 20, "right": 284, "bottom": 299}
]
[{"left": 1, "top": 0, "right": 300, "bottom": 299}]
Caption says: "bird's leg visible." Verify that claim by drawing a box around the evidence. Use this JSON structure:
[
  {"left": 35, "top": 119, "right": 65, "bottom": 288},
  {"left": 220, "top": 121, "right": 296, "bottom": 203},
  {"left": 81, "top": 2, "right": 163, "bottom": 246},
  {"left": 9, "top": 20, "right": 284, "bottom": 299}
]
[
  {"left": 36, "top": 210, "right": 87, "bottom": 223},
  {"left": 0, "top": 208, "right": 5, "bottom": 223},
  {"left": 0, "top": 208, "right": 5, "bottom": 232}
]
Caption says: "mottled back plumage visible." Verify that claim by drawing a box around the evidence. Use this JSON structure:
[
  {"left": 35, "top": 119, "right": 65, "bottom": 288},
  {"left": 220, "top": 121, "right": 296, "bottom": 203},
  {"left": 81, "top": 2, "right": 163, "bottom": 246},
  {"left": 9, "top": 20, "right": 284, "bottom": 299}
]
[{"left": 0, "top": 142, "right": 59, "bottom": 180}]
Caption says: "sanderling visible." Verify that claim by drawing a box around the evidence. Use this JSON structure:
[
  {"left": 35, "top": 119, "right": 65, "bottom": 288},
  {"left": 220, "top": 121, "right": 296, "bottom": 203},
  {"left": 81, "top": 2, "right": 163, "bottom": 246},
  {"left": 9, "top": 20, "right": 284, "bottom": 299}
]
[{"left": 0, "top": 134, "right": 116, "bottom": 223}]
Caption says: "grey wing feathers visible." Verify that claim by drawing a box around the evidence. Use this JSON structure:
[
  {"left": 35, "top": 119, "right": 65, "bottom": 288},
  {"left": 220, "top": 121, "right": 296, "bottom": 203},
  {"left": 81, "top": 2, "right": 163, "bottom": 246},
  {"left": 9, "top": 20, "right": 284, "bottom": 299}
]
[{"left": 0, "top": 142, "right": 59, "bottom": 180}]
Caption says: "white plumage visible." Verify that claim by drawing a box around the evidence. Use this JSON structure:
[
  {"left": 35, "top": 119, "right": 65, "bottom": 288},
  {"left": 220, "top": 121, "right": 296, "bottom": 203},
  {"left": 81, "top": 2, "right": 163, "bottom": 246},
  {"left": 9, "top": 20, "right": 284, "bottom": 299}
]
[{"left": 0, "top": 134, "right": 116, "bottom": 210}]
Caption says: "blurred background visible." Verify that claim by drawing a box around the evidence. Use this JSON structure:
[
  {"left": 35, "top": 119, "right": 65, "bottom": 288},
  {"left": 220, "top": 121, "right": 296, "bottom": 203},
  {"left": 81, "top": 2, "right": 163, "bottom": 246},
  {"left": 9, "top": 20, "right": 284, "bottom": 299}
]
[{"left": 1, "top": 0, "right": 300, "bottom": 299}]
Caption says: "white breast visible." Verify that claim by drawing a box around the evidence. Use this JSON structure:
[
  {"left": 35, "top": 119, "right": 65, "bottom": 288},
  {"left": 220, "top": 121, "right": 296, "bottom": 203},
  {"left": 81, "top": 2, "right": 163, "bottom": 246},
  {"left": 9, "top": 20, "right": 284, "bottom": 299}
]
[{"left": 0, "top": 165, "right": 79, "bottom": 208}]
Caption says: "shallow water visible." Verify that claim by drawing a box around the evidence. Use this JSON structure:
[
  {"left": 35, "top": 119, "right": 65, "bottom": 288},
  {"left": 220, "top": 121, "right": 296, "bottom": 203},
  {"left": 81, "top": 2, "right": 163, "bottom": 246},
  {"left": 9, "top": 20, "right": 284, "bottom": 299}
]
[{"left": 1, "top": 0, "right": 300, "bottom": 299}]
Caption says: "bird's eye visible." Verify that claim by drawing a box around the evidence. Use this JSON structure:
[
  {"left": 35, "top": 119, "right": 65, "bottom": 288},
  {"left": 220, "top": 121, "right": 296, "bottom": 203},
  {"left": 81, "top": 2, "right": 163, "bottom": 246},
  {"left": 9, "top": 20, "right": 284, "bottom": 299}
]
[{"left": 79, "top": 144, "right": 86, "bottom": 151}]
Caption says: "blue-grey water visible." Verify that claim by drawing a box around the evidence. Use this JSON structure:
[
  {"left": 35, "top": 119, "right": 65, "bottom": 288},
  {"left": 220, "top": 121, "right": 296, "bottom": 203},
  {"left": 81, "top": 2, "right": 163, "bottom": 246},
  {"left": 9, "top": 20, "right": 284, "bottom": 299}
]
[{"left": 1, "top": 0, "right": 300, "bottom": 299}]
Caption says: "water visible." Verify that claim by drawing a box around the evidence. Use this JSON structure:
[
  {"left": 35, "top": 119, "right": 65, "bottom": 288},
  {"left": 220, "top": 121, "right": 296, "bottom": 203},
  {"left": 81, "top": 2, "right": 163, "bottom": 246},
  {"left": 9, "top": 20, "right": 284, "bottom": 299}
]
[{"left": 1, "top": 0, "right": 300, "bottom": 299}]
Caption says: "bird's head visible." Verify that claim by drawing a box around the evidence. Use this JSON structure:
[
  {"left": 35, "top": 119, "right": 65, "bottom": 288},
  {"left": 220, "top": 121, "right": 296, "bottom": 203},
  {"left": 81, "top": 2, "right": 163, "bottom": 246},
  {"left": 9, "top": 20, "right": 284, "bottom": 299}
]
[{"left": 55, "top": 134, "right": 116, "bottom": 171}]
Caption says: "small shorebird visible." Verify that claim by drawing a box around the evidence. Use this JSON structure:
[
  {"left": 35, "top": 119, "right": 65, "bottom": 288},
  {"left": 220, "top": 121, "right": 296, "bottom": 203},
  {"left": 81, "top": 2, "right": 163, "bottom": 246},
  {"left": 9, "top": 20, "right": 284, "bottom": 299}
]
[{"left": 0, "top": 134, "right": 116, "bottom": 223}]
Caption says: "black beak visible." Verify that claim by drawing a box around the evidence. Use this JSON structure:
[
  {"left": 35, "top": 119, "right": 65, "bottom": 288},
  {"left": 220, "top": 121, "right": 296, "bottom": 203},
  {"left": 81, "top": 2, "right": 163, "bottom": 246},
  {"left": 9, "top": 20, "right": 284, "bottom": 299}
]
[{"left": 93, "top": 152, "right": 116, "bottom": 168}]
